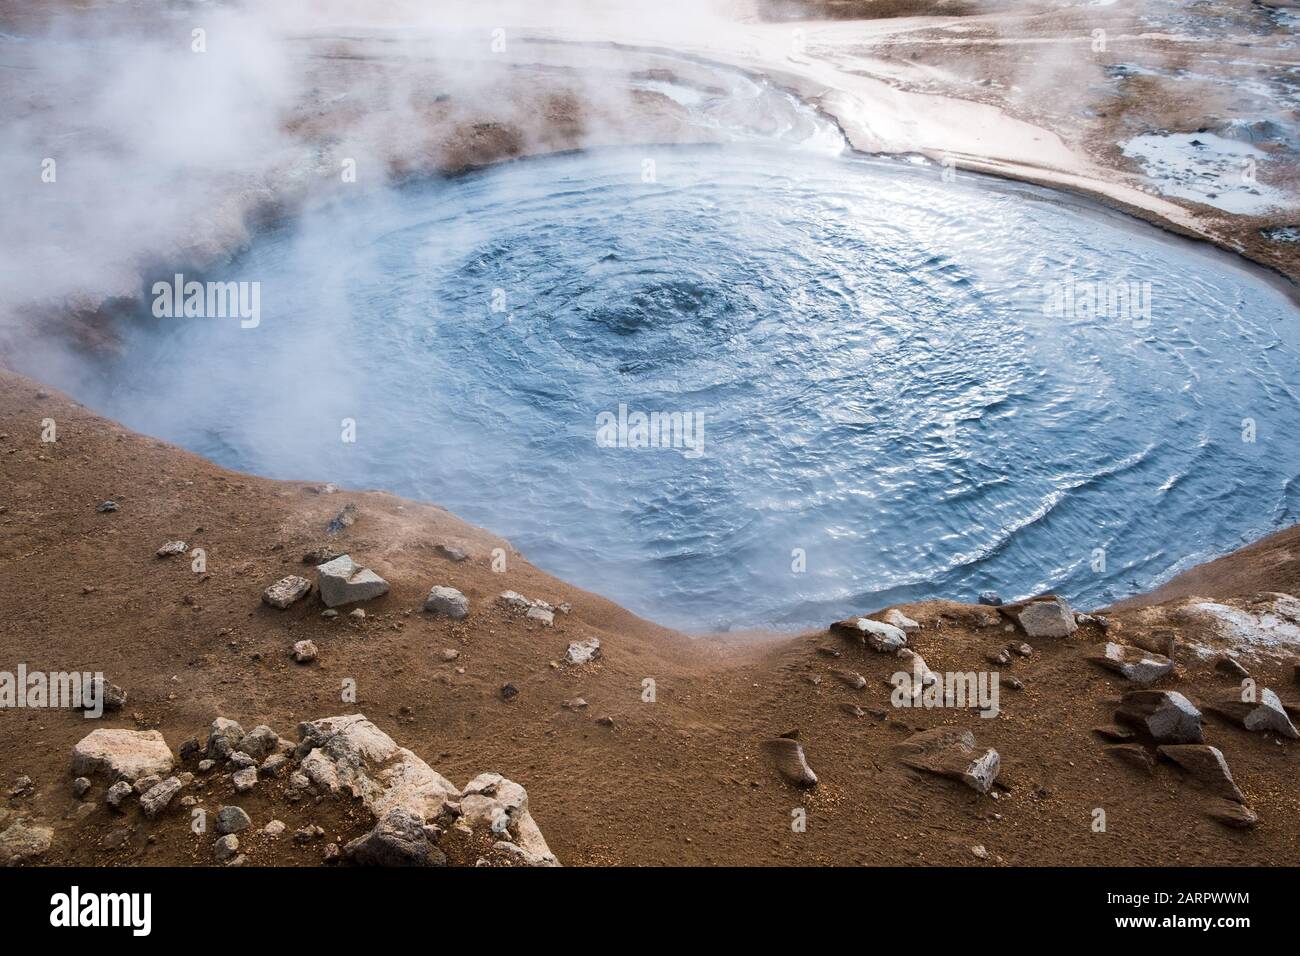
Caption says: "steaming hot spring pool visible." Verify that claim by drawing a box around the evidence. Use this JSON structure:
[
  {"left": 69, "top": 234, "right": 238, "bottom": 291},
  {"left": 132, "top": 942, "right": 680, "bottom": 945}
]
[{"left": 71, "top": 146, "right": 1300, "bottom": 631}]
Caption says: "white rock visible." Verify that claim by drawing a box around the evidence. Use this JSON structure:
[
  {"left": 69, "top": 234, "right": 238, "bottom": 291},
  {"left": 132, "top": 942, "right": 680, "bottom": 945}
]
[
  {"left": 71, "top": 729, "right": 174, "bottom": 782},
  {"left": 526, "top": 606, "right": 554, "bottom": 626},
  {"left": 564, "top": 638, "right": 601, "bottom": 664},
  {"left": 293, "top": 640, "right": 318, "bottom": 663},
  {"left": 855, "top": 618, "right": 907, "bottom": 652},
  {"left": 1016, "top": 597, "right": 1078, "bottom": 639},
  {"left": 262, "top": 575, "right": 312, "bottom": 609},
  {"left": 883, "top": 609, "right": 920, "bottom": 633}
]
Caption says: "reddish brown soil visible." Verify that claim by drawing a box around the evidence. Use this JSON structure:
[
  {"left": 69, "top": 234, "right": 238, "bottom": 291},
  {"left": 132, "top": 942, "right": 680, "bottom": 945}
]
[{"left": 1, "top": 366, "right": 1296, "bottom": 866}]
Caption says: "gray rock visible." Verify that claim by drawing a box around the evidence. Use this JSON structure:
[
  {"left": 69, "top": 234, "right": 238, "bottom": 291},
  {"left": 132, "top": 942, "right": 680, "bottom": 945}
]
[
  {"left": 214, "top": 834, "right": 239, "bottom": 861},
  {"left": 498, "top": 591, "right": 533, "bottom": 609},
  {"left": 228, "top": 752, "right": 255, "bottom": 770},
  {"left": 978, "top": 591, "right": 1002, "bottom": 606},
  {"left": 316, "top": 554, "right": 389, "bottom": 607},
  {"left": 72, "top": 777, "right": 91, "bottom": 798},
  {"left": 344, "top": 808, "right": 447, "bottom": 867},
  {"left": 232, "top": 768, "right": 258, "bottom": 793},
  {"left": 1214, "top": 656, "right": 1250, "bottom": 679},
  {"left": 897, "top": 727, "right": 1000, "bottom": 794},
  {"left": 262, "top": 575, "right": 312, "bottom": 609},
  {"left": 292, "top": 640, "right": 318, "bottom": 663},
  {"left": 526, "top": 606, "right": 554, "bottom": 626},
  {"left": 0, "top": 822, "right": 53, "bottom": 865},
  {"left": 261, "top": 753, "right": 290, "bottom": 778},
  {"left": 96, "top": 501, "right": 118, "bottom": 513},
  {"left": 215, "top": 806, "right": 251, "bottom": 835},
  {"left": 434, "top": 544, "right": 469, "bottom": 563},
  {"left": 1088, "top": 642, "right": 1174, "bottom": 685},
  {"left": 326, "top": 503, "right": 358, "bottom": 534},
  {"left": 834, "top": 669, "right": 867, "bottom": 690},
  {"left": 105, "top": 780, "right": 133, "bottom": 810},
  {"left": 883, "top": 609, "right": 920, "bottom": 633},
  {"left": 71, "top": 729, "right": 174, "bottom": 782},
  {"left": 155, "top": 540, "right": 187, "bottom": 558},
  {"left": 83, "top": 677, "right": 126, "bottom": 712},
  {"left": 423, "top": 586, "right": 469, "bottom": 620},
  {"left": 236, "top": 726, "right": 280, "bottom": 762},
  {"left": 564, "top": 638, "right": 601, "bottom": 665},
  {"left": 761, "top": 738, "right": 818, "bottom": 787},
  {"left": 1157, "top": 744, "right": 1246, "bottom": 803},
  {"left": 1116, "top": 690, "right": 1204, "bottom": 744},
  {"left": 132, "top": 775, "right": 160, "bottom": 795},
  {"left": 139, "top": 777, "right": 183, "bottom": 819},
  {"left": 1208, "top": 688, "right": 1299, "bottom": 739},
  {"left": 206, "top": 718, "right": 245, "bottom": 760},
  {"left": 178, "top": 738, "right": 202, "bottom": 761},
  {"left": 198, "top": 759, "right": 215, "bottom": 773},
  {"left": 1015, "top": 597, "right": 1078, "bottom": 639}
]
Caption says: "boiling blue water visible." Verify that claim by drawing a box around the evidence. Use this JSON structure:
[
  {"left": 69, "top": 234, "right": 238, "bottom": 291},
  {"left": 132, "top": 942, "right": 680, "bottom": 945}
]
[{"left": 69, "top": 146, "right": 1300, "bottom": 631}]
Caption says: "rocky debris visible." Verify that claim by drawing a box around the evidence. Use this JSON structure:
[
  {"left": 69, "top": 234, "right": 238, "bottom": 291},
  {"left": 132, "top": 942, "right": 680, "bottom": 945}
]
[
  {"left": 440, "top": 648, "right": 460, "bottom": 662},
  {"left": 350, "top": 608, "right": 366, "bottom": 620},
  {"left": 1007, "top": 642, "right": 1033, "bottom": 657},
  {"left": 316, "top": 555, "right": 389, "bottom": 608},
  {"left": 500, "top": 683, "right": 519, "bottom": 702},
  {"left": 292, "top": 640, "right": 318, "bottom": 664},
  {"left": 206, "top": 718, "right": 245, "bottom": 760},
  {"left": 133, "top": 775, "right": 160, "bottom": 795},
  {"left": 0, "top": 821, "right": 52, "bottom": 865},
  {"left": 8, "top": 775, "right": 32, "bottom": 798},
  {"left": 897, "top": 728, "right": 1000, "bottom": 794},
  {"left": 883, "top": 609, "right": 920, "bottom": 633},
  {"left": 105, "top": 781, "right": 133, "bottom": 810},
  {"left": 263, "top": 820, "right": 286, "bottom": 836},
  {"left": 526, "top": 606, "right": 554, "bottom": 626},
  {"left": 564, "top": 638, "right": 601, "bottom": 665},
  {"left": 971, "top": 844, "right": 989, "bottom": 860},
  {"left": 262, "top": 575, "right": 312, "bottom": 609},
  {"left": 841, "top": 703, "right": 866, "bottom": 718},
  {"left": 434, "top": 544, "right": 469, "bottom": 563},
  {"left": 261, "top": 753, "right": 290, "bottom": 778},
  {"left": 214, "top": 834, "right": 239, "bottom": 861},
  {"left": 72, "top": 777, "right": 91, "bottom": 798},
  {"left": 1157, "top": 745, "right": 1246, "bottom": 803},
  {"left": 423, "top": 586, "right": 469, "bottom": 620},
  {"left": 96, "top": 500, "right": 119, "bottom": 513},
  {"left": 198, "top": 760, "right": 215, "bottom": 773},
  {"left": 237, "top": 726, "right": 280, "bottom": 762},
  {"left": 1115, "top": 690, "right": 1204, "bottom": 744},
  {"left": 597, "top": 715, "right": 618, "bottom": 728},
  {"left": 1208, "top": 688, "right": 1299, "bottom": 739},
  {"left": 499, "top": 591, "right": 532, "bottom": 609},
  {"left": 833, "top": 617, "right": 907, "bottom": 652},
  {"left": 1004, "top": 676, "right": 1024, "bottom": 691},
  {"left": 296, "top": 714, "right": 556, "bottom": 866},
  {"left": 1088, "top": 642, "right": 1174, "bottom": 685},
  {"left": 215, "top": 806, "right": 251, "bottom": 835},
  {"left": 139, "top": 777, "right": 183, "bottom": 819},
  {"left": 155, "top": 540, "right": 187, "bottom": 558},
  {"left": 1003, "top": 596, "right": 1077, "bottom": 639},
  {"left": 978, "top": 591, "right": 1002, "bottom": 606},
  {"left": 1104, "top": 743, "right": 1155, "bottom": 774},
  {"left": 326, "top": 502, "right": 358, "bottom": 534},
  {"left": 345, "top": 808, "right": 446, "bottom": 867},
  {"left": 562, "top": 698, "right": 588, "bottom": 710},
  {"left": 71, "top": 729, "right": 174, "bottom": 782},
  {"left": 232, "top": 768, "right": 258, "bottom": 792},
  {"left": 834, "top": 669, "right": 867, "bottom": 690},
  {"left": 178, "top": 738, "right": 202, "bottom": 761},
  {"left": 816, "top": 646, "right": 842, "bottom": 658},
  {"left": 760, "top": 737, "right": 817, "bottom": 787},
  {"left": 229, "top": 754, "right": 256, "bottom": 771},
  {"left": 987, "top": 648, "right": 1012, "bottom": 666},
  {"left": 1214, "top": 656, "right": 1250, "bottom": 679}
]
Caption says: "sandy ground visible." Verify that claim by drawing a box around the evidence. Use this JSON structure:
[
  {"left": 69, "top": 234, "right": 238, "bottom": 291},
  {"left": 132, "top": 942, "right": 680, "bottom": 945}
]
[{"left": 0, "top": 1, "right": 1297, "bottom": 866}]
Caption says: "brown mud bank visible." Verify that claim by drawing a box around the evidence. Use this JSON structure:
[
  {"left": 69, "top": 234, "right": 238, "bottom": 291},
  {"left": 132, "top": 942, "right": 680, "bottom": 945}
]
[{"left": 1, "top": 367, "right": 1297, "bottom": 866}]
